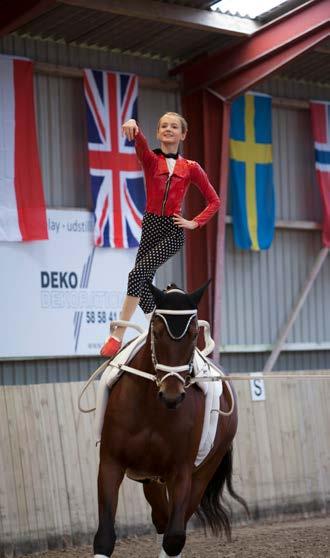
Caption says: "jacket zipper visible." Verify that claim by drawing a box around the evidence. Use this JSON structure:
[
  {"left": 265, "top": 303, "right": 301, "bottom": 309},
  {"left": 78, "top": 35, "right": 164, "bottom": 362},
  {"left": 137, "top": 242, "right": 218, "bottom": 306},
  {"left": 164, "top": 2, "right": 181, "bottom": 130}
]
[{"left": 161, "top": 175, "right": 171, "bottom": 216}]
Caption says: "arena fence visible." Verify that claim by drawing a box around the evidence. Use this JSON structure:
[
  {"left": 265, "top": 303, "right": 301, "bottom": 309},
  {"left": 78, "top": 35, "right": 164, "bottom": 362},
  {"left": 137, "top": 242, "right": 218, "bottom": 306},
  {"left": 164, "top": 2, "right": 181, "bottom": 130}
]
[{"left": 0, "top": 371, "right": 329, "bottom": 556}]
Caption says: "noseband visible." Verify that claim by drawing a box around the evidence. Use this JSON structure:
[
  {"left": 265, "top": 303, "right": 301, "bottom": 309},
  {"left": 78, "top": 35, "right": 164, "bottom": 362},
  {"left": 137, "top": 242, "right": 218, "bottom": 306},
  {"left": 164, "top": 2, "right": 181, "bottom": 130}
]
[{"left": 151, "top": 308, "right": 198, "bottom": 388}]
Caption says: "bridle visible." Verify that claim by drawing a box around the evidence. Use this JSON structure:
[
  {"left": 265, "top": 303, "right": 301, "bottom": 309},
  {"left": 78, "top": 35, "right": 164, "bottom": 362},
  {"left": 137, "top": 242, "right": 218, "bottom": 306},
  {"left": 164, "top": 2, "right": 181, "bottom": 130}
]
[
  {"left": 150, "top": 308, "right": 198, "bottom": 388},
  {"left": 78, "top": 305, "right": 236, "bottom": 416}
]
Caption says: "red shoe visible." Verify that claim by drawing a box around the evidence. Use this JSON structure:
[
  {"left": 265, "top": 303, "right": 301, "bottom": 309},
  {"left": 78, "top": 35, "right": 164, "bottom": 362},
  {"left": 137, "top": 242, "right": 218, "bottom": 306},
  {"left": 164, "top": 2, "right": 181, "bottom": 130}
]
[{"left": 100, "top": 336, "right": 122, "bottom": 357}]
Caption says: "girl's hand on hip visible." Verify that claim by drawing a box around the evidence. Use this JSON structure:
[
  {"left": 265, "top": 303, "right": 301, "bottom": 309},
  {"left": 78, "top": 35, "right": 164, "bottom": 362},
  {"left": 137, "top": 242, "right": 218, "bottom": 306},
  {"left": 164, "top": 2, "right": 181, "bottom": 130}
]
[
  {"left": 173, "top": 214, "right": 199, "bottom": 230},
  {"left": 122, "top": 119, "right": 139, "bottom": 141}
]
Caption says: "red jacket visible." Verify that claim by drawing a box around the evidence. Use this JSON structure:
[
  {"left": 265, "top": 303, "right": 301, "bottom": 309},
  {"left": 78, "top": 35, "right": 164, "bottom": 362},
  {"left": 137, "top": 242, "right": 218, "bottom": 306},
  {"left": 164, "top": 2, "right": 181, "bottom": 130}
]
[{"left": 135, "top": 131, "right": 220, "bottom": 227}]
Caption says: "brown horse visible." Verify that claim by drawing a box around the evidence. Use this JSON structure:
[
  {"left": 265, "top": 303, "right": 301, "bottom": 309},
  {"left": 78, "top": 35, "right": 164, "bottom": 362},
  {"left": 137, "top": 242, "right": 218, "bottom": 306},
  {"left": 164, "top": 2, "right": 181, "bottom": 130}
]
[{"left": 94, "top": 282, "right": 247, "bottom": 558}]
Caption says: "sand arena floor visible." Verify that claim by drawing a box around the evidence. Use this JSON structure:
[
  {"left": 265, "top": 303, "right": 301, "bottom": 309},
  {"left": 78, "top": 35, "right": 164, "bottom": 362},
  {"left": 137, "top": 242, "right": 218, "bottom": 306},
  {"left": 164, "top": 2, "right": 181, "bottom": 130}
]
[{"left": 23, "top": 516, "right": 330, "bottom": 557}]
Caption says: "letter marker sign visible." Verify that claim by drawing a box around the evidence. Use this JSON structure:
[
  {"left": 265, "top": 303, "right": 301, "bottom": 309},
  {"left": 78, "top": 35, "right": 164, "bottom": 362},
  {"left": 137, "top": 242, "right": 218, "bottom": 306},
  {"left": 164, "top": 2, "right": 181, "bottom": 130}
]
[{"left": 249, "top": 372, "right": 266, "bottom": 401}]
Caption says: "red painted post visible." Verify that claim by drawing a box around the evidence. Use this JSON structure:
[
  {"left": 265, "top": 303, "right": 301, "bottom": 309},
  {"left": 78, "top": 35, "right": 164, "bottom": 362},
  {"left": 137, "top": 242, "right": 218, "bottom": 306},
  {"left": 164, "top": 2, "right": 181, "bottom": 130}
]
[{"left": 212, "top": 100, "right": 231, "bottom": 357}]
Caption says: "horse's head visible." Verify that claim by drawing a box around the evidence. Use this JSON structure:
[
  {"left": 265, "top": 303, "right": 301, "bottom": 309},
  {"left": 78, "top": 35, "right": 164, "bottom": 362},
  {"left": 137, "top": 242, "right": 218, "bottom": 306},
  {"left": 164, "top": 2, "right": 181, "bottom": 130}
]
[{"left": 148, "top": 281, "right": 210, "bottom": 409}]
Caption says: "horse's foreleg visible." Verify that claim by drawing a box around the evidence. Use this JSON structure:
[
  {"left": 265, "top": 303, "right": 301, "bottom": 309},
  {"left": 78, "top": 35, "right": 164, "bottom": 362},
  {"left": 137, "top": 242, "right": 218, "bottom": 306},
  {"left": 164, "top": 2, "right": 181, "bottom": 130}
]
[
  {"left": 143, "top": 482, "right": 169, "bottom": 534},
  {"left": 184, "top": 474, "right": 206, "bottom": 524},
  {"left": 162, "top": 470, "right": 191, "bottom": 557},
  {"left": 93, "top": 458, "right": 124, "bottom": 558},
  {"left": 158, "top": 547, "right": 182, "bottom": 558}
]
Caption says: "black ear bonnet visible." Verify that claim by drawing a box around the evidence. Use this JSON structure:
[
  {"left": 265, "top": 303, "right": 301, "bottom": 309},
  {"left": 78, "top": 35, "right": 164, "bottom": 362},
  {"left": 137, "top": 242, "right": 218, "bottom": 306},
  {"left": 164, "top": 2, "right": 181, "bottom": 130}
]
[
  {"left": 148, "top": 281, "right": 210, "bottom": 339},
  {"left": 154, "top": 289, "right": 197, "bottom": 339}
]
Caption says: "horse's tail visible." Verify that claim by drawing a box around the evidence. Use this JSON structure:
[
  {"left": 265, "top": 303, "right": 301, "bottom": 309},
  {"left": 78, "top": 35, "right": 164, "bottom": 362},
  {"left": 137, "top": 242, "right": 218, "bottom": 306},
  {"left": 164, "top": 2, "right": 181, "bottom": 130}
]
[{"left": 195, "top": 445, "right": 249, "bottom": 540}]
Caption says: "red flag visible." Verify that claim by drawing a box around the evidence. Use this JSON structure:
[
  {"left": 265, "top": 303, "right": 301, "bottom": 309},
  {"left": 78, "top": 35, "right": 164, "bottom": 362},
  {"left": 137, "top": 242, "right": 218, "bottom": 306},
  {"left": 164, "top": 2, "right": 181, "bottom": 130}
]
[
  {"left": 310, "top": 101, "right": 330, "bottom": 247},
  {"left": 0, "top": 56, "right": 48, "bottom": 241}
]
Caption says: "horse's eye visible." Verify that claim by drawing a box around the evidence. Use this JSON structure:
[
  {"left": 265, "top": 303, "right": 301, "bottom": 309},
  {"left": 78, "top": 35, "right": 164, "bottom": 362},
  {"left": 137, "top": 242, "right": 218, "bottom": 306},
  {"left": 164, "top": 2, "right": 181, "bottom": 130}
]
[
  {"left": 153, "top": 329, "right": 159, "bottom": 339},
  {"left": 189, "top": 323, "right": 198, "bottom": 337},
  {"left": 153, "top": 319, "right": 165, "bottom": 339}
]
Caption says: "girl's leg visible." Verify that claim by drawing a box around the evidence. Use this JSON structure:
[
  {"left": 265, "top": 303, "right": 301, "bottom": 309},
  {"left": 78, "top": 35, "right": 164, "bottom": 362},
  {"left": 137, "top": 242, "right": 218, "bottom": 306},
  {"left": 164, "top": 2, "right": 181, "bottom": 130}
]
[
  {"left": 114, "top": 214, "right": 164, "bottom": 338},
  {"left": 137, "top": 214, "right": 185, "bottom": 314},
  {"left": 117, "top": 222, "right": 184, "bottom": 331},
  {"left": 129, "top": 225, "right": 184, "bottom": 313},
  {"left": 101, "top": 215, "right": 183, "bottom": 356},
  {"left": 112, "top": 294, "right": 139, "bottom": 341},
  {"left": 100, "top": 294, "right": 140, "bottom": 355},
  {"left": 101, "top": 214, "right": 162, "bottom": 355}
]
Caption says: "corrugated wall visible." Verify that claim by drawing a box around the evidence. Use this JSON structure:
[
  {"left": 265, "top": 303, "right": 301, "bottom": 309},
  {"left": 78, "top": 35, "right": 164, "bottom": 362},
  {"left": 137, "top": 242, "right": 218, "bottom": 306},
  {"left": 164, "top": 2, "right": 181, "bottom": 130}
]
[
  {"left": 0, "top": 35, "right": 171, "bottom": 78},
  {"left": 1, "top": 38, "right": 330, "bottom": 381},
  {"left": 0, "top": 35, "right": 180, "bottom": 213},
  {"left": 221, "top": 77, "right": 330, "bottom": 373},
  {"left": 0, "top": 36, "right": 183, "bottom": 385}
]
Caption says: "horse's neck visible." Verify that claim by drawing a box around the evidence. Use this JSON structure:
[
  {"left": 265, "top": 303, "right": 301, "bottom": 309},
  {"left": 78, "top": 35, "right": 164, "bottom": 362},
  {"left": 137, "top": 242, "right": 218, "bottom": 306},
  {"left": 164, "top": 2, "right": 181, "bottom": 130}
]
[
  {"left": 123, "top": 340, "right": 155, "bottom": 403},
  {"left": 129, "top": 333, "right": 153, "bottom": 372},
  {"left": 136, "top": 338, "right": 153, "bottom": 370}
]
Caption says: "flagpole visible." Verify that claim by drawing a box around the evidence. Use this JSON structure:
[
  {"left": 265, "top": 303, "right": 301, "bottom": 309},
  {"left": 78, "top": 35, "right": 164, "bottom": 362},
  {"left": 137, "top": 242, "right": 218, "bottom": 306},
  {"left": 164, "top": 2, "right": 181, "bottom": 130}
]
[{"left": 263, "top": 246, "right": 329, "bottom": 373}]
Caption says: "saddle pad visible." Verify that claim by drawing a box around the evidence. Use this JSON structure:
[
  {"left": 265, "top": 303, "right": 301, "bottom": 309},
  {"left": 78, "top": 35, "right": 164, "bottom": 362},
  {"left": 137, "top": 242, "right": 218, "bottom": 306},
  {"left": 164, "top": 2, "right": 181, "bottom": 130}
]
[
  {"left": 193, "top": 349, "right": 225, "bottom": 467},
  {"left": 95, "top": 334, "right": 226, "bottom": 468},
  {"left": 95, "top": 331, "right": 148, "bottom": 442}
]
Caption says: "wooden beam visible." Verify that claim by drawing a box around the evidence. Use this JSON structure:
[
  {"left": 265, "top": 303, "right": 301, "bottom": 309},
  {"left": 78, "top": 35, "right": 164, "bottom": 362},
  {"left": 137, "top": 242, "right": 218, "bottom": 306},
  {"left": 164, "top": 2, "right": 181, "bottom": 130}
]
[
  {"left": 220, "top": 342, "right": 330, "bottom": 353},
  {"left": 272, "top": 97, "right": 310, "bottom": 110},
  {"left": 315, "top": 46, "right": 330, "bottom": 54},
  {"left": 58, "top": 0, "right": 258, "bottom": 36},
  {"left": 225, "top": 216, "right": 322, "bottom": 231},
  {"left": 34, "top": 61, "right": 180, "bottom": 90},
  {"left": 35, "top": 62, "right": 317, "bottom": 104},
  {"left": 0, "top": 0, "right": 56, "bottom": 35}
]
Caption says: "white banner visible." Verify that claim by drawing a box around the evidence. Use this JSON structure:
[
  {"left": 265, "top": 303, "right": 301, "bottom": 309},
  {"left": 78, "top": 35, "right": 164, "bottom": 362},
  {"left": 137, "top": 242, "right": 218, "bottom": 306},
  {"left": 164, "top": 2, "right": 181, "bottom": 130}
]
[{"left": 0, "top": 209, "right": 147, "bottom": 358}]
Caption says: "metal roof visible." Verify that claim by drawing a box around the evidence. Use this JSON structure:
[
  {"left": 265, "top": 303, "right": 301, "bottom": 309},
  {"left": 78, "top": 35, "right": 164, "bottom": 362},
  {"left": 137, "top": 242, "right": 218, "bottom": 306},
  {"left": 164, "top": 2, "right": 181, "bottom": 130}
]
[
  {"left": 275, "top": 38, "right": 330, "bottom": 85},
  {"left": 3, "top": 0, "right": 329, "bottom": 84},
  {"left": 11, "top": 2, "right": 240, "bottom": 64},
  {"left": 211, "top": 0, "right": 307, "bottom": 21},
  {"left": 161, "top": 0, "right": 219, "bottom": 7},
  {"left": 255, "top": 0, "right": 313, "bottom": 22}
]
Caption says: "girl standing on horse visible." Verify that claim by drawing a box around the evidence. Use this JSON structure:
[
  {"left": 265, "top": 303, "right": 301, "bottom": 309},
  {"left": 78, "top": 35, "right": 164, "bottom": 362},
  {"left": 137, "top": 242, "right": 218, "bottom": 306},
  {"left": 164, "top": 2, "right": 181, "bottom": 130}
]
[{"left": 101, "top": 112, "right": 220, "bottom": 357}]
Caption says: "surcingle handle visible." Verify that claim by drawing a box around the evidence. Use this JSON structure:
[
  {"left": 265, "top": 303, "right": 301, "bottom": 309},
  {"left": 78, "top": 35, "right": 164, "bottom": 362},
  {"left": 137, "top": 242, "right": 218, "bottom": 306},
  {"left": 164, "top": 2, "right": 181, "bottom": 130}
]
[
  {"left": 110, "top": 319, "right": 144, "bottom": 335},
  {"left": 197, "top": 320, "right": 215, "bottom": 356}
]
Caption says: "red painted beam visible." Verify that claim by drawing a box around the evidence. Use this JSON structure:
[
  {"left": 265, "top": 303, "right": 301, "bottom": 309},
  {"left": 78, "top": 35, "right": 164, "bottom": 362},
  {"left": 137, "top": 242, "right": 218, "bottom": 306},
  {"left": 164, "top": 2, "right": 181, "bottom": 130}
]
[
  {"left": 181, "top": 0, "right": 329, "bottom": 95},
  {"left": 0, "top": 0, "right": 56, "bottom": 35},
  {"left": 210, "top": 26, "right": 330, "bottom": 100}
]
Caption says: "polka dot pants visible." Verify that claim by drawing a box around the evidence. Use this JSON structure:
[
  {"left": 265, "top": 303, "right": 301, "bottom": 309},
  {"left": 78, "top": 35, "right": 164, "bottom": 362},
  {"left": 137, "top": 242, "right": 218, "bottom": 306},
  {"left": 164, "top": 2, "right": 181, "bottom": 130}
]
[{"left": 127, "top": 212, "right": 185, "bottom": 314}]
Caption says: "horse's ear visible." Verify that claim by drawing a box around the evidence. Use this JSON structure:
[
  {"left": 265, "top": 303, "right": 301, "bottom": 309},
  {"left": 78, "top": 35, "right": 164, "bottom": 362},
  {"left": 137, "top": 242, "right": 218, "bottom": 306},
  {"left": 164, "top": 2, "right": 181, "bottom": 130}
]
[
  {"left": 148, "top": 282, "right": 166, "bottom": 307},
  {"left": 188, "top": 279, "right": 211, "bottom": 308}
]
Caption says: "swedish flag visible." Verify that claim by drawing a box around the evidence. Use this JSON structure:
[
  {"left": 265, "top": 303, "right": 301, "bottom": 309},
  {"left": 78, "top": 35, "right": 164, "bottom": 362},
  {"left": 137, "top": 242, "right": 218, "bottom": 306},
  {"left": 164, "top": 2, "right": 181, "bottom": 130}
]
[{"left": 230, "top": 93, "right": 275, "bottom": 250}]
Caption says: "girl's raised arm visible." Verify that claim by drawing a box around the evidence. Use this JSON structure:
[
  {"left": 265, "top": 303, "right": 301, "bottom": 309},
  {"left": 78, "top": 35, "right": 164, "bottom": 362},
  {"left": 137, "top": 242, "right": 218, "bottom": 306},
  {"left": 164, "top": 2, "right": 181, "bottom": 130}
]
[
  {"left": 123, "top": 119, "right": 156, "bottom": 169},
  {"left": 122, "top": 118, "right": 139, "bottom": 141}
]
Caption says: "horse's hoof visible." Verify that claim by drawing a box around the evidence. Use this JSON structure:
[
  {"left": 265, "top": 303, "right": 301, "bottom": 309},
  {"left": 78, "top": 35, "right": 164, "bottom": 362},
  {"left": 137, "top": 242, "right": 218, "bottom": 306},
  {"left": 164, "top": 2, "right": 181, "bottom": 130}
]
[
  {"left": 159, "top": 549, "right": 182, "bottom": 558},
  {"left": 94, "top": 555, "right": 110, "bottom": 558},
  {"left": 162, "top": 529, "right": 185, "bottom": 556}
]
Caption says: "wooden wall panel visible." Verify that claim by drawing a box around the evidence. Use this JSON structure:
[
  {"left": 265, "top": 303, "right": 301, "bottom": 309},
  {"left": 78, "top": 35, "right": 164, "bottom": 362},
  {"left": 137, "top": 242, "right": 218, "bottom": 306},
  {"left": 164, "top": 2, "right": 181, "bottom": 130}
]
[{"left": 0, "top": 373, "right": 329, "bottom": 555}]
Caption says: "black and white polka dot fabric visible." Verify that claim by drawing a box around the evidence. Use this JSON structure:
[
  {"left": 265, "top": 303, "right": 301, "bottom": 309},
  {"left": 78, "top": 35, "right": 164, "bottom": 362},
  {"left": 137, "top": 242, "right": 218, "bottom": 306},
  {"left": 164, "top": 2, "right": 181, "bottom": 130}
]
[{"left": 127, "top": 212, "right": 184, "bottom": 314}]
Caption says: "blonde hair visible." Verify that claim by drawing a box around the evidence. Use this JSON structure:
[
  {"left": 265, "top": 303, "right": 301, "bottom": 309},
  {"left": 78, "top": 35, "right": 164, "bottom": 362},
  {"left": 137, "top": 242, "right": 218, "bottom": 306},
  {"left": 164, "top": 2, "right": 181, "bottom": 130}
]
[{"left": 158, "top": 112, "right": 188, "bottom": 134}]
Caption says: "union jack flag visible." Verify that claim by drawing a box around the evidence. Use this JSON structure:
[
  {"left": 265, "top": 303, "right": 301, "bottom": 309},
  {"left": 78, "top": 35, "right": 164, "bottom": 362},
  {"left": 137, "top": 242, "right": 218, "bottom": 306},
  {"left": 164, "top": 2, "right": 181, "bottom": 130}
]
[
  {"left": 310, "top": 101, "right": 330, "bottom": 248},
  {"left": 84, "top": 70, "right": 145, "bottom": 248}
]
